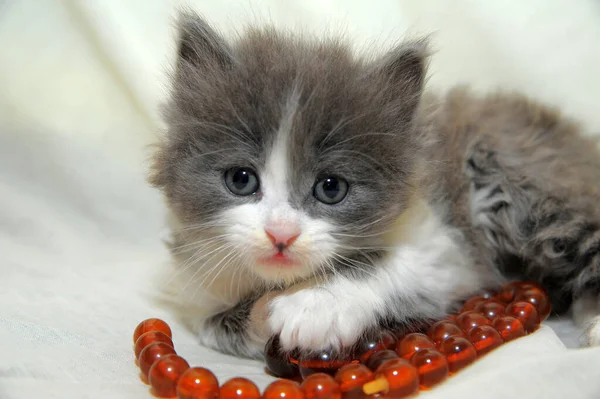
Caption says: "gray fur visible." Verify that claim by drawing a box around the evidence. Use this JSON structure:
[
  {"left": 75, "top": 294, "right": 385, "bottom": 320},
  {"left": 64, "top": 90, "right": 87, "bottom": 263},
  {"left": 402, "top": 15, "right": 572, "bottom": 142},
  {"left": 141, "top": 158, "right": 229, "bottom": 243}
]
[{"left": 151, "top": 11, "right": 600, "bottom": 358}]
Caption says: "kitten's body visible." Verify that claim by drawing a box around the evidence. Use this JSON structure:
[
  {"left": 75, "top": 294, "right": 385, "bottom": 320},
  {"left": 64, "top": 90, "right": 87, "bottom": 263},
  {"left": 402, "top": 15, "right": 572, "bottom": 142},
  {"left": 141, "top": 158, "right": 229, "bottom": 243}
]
[{"left": 151, "top": 12, "right": 600, "bottom": 359}]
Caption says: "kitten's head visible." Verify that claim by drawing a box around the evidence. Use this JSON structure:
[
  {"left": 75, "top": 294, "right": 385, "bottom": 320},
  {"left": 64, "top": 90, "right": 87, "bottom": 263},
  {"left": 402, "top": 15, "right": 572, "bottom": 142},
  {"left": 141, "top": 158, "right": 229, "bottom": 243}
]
[{"left": 151, "top": 12, "right": 429, "bottom": 286}]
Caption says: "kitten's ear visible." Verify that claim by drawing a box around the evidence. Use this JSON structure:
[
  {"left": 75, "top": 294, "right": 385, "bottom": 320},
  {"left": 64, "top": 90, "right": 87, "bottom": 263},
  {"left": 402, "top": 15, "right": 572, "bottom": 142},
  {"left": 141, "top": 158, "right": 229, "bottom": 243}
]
[
  {"left": 372, "top": 39, "right": 429, "bottom": 117},
  {"left": 175, "top": 10, "right": 234, "bottom": 71}
]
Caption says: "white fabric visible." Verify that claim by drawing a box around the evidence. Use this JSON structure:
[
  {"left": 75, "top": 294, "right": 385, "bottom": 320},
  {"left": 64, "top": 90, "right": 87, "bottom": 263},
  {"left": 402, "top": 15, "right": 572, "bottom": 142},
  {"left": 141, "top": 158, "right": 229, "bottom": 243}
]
[{"left": 1, "top": 1, "right": 600, "bottom": 398}]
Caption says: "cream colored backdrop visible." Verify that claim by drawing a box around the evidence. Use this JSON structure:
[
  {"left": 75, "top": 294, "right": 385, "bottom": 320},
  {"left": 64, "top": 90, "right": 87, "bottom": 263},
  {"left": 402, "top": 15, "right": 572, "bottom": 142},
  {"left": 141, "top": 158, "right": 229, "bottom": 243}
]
[{"left": 1, "top": 1, "right": 600, "bottom": 398}]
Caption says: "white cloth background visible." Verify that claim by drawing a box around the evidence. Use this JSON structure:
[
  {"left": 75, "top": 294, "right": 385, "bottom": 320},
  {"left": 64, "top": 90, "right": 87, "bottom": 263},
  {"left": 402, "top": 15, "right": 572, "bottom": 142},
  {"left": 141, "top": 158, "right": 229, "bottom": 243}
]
[{"left": 1, "top": 1, "right": 600, "bottom": 398}]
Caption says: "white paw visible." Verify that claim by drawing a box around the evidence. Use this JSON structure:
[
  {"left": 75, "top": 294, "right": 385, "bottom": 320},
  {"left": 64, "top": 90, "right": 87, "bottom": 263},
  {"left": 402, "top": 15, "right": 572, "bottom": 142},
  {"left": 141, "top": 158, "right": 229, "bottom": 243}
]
[{"left": 268, "top": 288, "right": 370, "bottom": 352}]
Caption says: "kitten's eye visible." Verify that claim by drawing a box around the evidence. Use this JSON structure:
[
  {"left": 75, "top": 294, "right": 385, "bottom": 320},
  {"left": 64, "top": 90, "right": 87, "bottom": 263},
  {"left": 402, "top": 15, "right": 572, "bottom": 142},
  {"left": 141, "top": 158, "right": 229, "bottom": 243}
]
[
  {"left": 313, "top": 177, "right": 348, "bottom": 204},
  {"left": 224, "top": 167, "right": 259, "bottom": 196}
]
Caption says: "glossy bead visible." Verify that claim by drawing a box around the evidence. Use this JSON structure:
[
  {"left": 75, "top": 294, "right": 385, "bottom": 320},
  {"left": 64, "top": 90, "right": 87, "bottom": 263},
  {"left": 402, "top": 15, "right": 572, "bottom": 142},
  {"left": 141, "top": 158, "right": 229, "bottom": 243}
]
[
  {"left": 265, "top": 335, "right": 299, "bottom": 379},
  {"left": 438, "top": 336, "right": 477, "bottom": 373},
  {"left": 365, "top": 350, "right": 399, "bottom": 371},
  {"left": 468, "top": 325, "right": 504, "bottom": 356},
  {"left": 149, "top": 354, "right": 190, "bottom": 398},
  {"left": 505, "top": 301, "right": 541, "bottom": 333},
  {"left": 263, "top": 380, "right": 305, "bottom": 399},
  {"left": 139, "top": 341, "right": 177, "bottom": 380},
  {"left": 474, "top": 300, "right": 506, "bottom": 321},
  {"left": 134, "top": 331, "right": 174, "bottom": 359},
  {"left": 300, "top": 373, "right": 342, "bottom": 399},
  {"left": 409, "top": 349, "right": 449, "bottom": 388},
  {"left": 456, "top": 311, "right": 491, "bottom": 333},
  {"left": 495, "top": 282, "right": 520, "bottom": 303},
  {"left": 427, "top": 321, "right": 465, "bottom": 345},
  {"left": 299, "top": 351, "right": 352, "bottom": 378},
  {"left": 366, "top": 359, "right": 418, "bottom": 398},
  {"left": 395, "top": 333, "right": 435, "bottom": 360},
  {"left": 461, "top": 296, "right": 486, "bottom": 312},
  {"left": 219, "top": 377, "right": 261, "bottom": 399},
  {"left": 134, "top": 318, "right": 172, "bottom": 343},
  {"left": 514, "top": 287, "right": 551, "bottom": 320},
  {"left": 334, "top": 364, "right": 374, "bottom": 391},
  {"left": 492, "top": 316, "right": 526, "bottom": 342},
  {"left": 176, "top": 367, "right": 220, "bottom": 399},
  {"left": 354, "top": 331, "right": 397, "bottom": 362}
]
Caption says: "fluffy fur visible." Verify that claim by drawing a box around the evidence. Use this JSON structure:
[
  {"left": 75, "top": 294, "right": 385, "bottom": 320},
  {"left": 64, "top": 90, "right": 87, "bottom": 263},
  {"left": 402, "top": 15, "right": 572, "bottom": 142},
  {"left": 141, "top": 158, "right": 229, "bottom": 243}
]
[{"left": 150, "top": 11, "right": 600, "bottom": 359}]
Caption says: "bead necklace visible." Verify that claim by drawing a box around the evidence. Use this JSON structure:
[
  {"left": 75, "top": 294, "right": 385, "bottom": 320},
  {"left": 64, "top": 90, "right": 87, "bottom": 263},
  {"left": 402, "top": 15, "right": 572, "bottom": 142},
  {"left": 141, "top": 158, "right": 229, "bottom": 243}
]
[{"left": 132, "top": 281, "right": 549, "bottom": 399}]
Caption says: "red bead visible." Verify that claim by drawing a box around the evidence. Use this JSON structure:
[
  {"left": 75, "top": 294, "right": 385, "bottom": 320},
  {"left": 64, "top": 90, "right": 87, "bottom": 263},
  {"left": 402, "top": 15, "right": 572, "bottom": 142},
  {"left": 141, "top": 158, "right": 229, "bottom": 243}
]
[
  {"left": 176, "top": 367, "right": 220, "bottom": 399},
  {"left": 299, "top": 351, "right": 352, "bottom": 379},
  {"left": 334, "top": 364, "right": 374, "bottom": 398},
  {"left": 265, "top": 335, "right": 299, "bottom": 379},
  {"left": 461, "top": 296, "right": 486, "bottom": 312},
  {"left": 134, "top": 331, "right": 174, "bottom": 359},
  {"left": 409, "top": 349, "right": 449, "bottom": 388},
  {"left": 354, "top": 331, "right": 397, "bottom": 363},
  {"left": 468, "top": 325, "right": 504, "bottom": 356},
  {"left": 300, "top": 373, "right": 342, "bottom": 399},
  {"left": 134, "top": 318, "right": 172, "bottom": 343},
  {"left": 514, "top": 287, "right": 551, "bottom": 320},
  {"left": 456, "top": 311, "right": 491, "bottom": 333},
  {"left": 369, "top": 358, "right": 419, "bottom": 398},
  {"left": 365, "top": 350, "right": 398, "bottom": 371},
  {"left": 263, "top": 380, "right": 305, "bottom": 399},
  {"left": 438, "top": 336, "right": 477, "bottom": 373},
  {"left": 219, "top": 377, "right": 261, "bottom": 399},
  {"left": 505, "top": 301, "right": 541, "bottom": 333},
  {"left": 495, "top": 282, "right": 520, "bottom": 303},
  {"left": 492, "top": 316, "right": 526, "bottom": 342},
  {"left": 474, "top": 300, "right": 506, "bottom": 321},
  {"left": 395, "top": 333, "right": 435, "bottom": 360},
  {"left": 427, "top": 321, "right": 465, "bottom": 345},
  {"left": 148, "top": 354, "right": 190, "bottom": 398},
  {"left": 139, "top": 342, "right": 177, "bottom": 380}
]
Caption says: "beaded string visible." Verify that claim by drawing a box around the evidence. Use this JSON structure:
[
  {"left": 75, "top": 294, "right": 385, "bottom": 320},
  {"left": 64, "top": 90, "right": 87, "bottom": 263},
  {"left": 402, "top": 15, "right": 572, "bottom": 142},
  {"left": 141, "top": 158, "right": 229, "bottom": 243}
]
[{"left": 133, "top": 281, "right": 550, "bottom": 399}]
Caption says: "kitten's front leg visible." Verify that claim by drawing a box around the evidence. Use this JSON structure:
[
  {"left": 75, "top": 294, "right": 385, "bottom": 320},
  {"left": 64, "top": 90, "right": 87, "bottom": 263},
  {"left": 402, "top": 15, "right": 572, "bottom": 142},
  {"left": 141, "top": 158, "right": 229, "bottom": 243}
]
[
  {"left": 268, "top": 276, "right": 384, "bottom": 353},
  {"left": 199, "top": 293, "right": 271, "bottom": 359}
]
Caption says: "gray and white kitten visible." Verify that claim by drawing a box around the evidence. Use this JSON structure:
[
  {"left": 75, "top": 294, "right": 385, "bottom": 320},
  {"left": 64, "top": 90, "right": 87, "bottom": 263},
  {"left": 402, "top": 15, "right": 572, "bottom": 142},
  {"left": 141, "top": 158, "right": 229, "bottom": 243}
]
[{"left": 150, "top": 11, "right": 600, "bottom": 359}]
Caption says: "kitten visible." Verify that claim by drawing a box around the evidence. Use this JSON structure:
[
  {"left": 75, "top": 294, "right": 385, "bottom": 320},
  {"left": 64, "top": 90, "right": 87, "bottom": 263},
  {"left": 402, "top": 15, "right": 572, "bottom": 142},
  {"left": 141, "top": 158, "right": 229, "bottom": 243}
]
[{"left": 149, "top": 11, "right": 600, "bottom": 359}]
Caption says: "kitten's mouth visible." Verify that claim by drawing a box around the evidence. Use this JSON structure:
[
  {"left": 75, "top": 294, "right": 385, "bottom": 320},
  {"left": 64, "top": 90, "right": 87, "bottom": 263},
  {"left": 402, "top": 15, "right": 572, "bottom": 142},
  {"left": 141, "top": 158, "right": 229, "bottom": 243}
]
[{"left": 257, "top": 253, "right": 298, "bottom": 267}]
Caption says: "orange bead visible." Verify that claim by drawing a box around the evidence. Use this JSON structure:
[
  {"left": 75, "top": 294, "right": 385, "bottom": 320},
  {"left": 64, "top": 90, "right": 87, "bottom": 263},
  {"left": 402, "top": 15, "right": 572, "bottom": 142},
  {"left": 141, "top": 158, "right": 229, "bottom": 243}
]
[
  {"left": 492, "top": 316, "right": 526, "bottom": 342},
  {"left": 139, "top": 341, "right": 177, "bottom": 380},
  {"left": 354, "top": 331, "right": 397, "bottom": 363},
  {"left": 300, "top": 373, "right": 341, "bottom": 399},
  {"left": 474, "top": 300, "right": 506, "bottom": 321},
  {"left": 149, "top": 354, "right": 190, "bottom": 398},
  {"left": 176, "top": 367, "right": 220, "bottom": 399},
  {"left": 299, "top": 351, "right": 352, "bottom": 379},
  {"left": 369, "top": 358, "right": 418, "bottom": 398},
  {"left": 134, "top": 318, "right": 172, "bottom": 343},
  {"left": 468, "top": 325, "right": 504, "bottom": 356},
  {"left": 461, "top": 296, "right": 486, "bottom": 312},
  {"left": 505, "top": 301, "right": 541, "bottom": 333},
  {"left": 134, "top": 331, "right": 174, "bottom": 359},
  {"left": 219, "top": 377, "right": 261, "bottom": 399},
  {"left": 427, "top": 321, "right": 465, "bottom": 345},
  {"left": 265, "top": 335, "right": 299, "bottom": 379},
  {"left": 365, "top": 350, "right": 398, "bottom": 371},
  {"left": 438, "top": 336, "right": 477, "bottom": 373},
  {"left": 495, "top": 282, "right": 520, "bottom": 304},
  {"left": 395, "top": 333, "right": 435, "bottom": 360},
  {"left": 456, "top": 311, "right": 491, "bottom": 333},
  {"left": 334, "top": 364, "right": 374, "bottom": 393},
  {"left": 514, "top": 287, "right": 551, "bottom": 320},
  {"left": 263, "top": 380, "right": 305, "bottom": 399},
  {"left": 409, "top": 349, "right": 449, "bottom": 388}
]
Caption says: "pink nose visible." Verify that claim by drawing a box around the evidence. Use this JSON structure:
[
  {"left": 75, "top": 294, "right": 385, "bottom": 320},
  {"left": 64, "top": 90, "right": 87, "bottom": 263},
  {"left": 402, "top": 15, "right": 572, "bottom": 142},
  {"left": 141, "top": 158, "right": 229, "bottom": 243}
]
[{"left": 265, "top": 224, "right": 301, "bottom": 251}]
